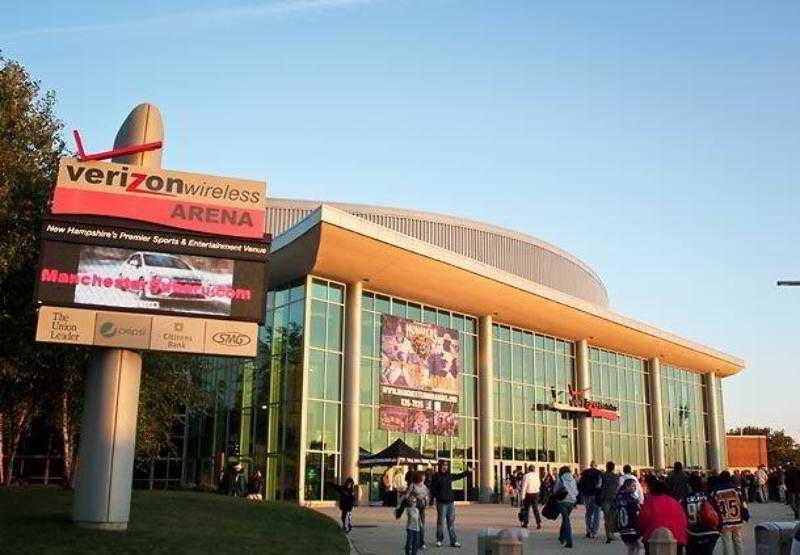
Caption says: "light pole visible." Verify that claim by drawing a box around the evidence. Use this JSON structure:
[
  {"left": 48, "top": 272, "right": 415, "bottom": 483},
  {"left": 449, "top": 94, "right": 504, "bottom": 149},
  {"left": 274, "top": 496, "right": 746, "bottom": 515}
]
[{"left": 777, "top": 281, "right": 800, "bottom": 286}]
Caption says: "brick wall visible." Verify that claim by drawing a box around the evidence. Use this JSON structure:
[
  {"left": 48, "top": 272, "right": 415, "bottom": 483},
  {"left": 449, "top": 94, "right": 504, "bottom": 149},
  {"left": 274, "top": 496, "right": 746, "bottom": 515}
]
[{"left": 726, "top": 435, "right": 768, "bottom": 469}]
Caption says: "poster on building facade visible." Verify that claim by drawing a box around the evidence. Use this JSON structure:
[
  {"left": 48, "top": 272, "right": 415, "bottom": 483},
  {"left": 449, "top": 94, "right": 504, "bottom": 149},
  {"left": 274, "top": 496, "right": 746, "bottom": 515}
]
[{"left": 379, "top": 314, "right": 460, "bottom": 435}]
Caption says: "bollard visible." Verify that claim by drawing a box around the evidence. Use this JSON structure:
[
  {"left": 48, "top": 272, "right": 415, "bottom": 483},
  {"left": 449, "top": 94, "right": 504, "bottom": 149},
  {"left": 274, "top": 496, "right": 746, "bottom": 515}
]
[
  {"left": 755, "top": 522, "right": 798, "bottom": 555},
  {"left": 648, "top": 527, "right": 677, "bottom": 555},
  {"left": 491, "top": 528, "right": 524, "bottom": 555}
]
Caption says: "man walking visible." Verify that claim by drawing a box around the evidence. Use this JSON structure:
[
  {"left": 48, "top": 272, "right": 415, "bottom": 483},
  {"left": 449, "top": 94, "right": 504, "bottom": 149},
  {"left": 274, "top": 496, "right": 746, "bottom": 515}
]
[
  {"left": 599, "top": 461, "right": 620, "bottom": 544},
  {"left": 430, "top": 459, "right": 470, "bottom": 548},
  {"left": 518, "top": 465, "right": 542, "bottom": 529},
  {"left": 666, "top": 461, "right": 691, "bottom": 503},
  {"left": 578, "top": 461, "right": 603, "bottom": 539},
  {"left": 756, "top": 465, "right": 769, "bottom": 503},
  {"left": 785, "top": 463, "right": 800, "bottom": 520},
  {"left": 710, "top": 470, "right": 749, "bottom": 555}
]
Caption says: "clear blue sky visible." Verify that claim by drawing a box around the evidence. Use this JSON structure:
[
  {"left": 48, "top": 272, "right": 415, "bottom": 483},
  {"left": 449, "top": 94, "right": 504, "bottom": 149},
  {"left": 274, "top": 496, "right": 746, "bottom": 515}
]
[{"left": 3, "top": 1, "right": 799, "bottom": 439}]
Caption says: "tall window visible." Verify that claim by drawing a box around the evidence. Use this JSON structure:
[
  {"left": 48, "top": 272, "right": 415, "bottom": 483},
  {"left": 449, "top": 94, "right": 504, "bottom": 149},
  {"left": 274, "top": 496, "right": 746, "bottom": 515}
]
[
  {"left": 261, "top": 281, "right": 306, "bottom": 500},
  {"left": 304, "top": 278, "right": 345, "bottom": 502},
  {"left": 589, "top": 347, "right": 650, "bottom": 468},
  {"left": 492, "top": 324, "right": 577, "bottom": 465},
  {"left": 360, "top": 291, "right": 479, "bottom": 501},
  {"left": 661, "top": 364, "right": 707, "bottom": 469}
]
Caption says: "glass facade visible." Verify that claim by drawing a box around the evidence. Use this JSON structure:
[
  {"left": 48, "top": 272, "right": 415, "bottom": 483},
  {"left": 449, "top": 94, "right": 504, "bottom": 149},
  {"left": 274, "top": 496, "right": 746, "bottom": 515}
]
[
  {"left": 260, "top": 281, "right": 306, "bottom": 500},
  {"left": 589, "top": 347, "right": 650, "bottom": 468},
  {"left": 304, "top": 278, "right": 345, "bottom": 502},
  {"left": 661, "top": 364, "right": 708, "bottom": 469},
  {"left": 359, "top": 291, "right": 479, "bottom": 502},
  {"left": 492, "top": 324, "right": 577, "bottom": 467},
  {"left": 181, "top": 273, "right": 730, "bottom": 502}
]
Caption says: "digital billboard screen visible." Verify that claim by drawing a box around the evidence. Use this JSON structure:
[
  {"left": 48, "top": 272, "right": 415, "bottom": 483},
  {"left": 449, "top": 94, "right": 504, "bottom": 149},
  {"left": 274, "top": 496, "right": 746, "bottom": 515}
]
[
  {"left": 378, "top": 314, "right": 460, "bottom": 436},
  {"left": 36, "top": 221, "right": 267, "bottom": 322}
]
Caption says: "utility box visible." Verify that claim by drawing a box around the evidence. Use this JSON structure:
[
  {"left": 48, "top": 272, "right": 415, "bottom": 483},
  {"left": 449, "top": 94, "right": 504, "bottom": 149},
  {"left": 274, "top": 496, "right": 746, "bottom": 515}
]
[
  {"left": 478, "top": 528, "right": 526, "bottom": 555},
  {"left": 478, "top": 528, "right": 501, "bottom": 554},
  {"left": 755, "top": 522, "right": 798, "bottom": 555}
]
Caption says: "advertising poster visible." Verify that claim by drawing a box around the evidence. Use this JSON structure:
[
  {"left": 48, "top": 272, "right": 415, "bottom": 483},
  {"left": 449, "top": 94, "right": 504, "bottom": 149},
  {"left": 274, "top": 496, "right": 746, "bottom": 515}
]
[{"left": 378, "top": 314, "right": 460, "bottom": 436}]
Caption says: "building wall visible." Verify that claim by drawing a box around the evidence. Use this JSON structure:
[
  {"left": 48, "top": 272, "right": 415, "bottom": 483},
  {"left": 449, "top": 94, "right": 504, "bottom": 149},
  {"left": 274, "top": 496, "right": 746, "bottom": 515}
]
[
  {"left": 491, "top": 323, "right": 578, "bottom": 467},
  {"left": 727, "top": 436, "right": 768, "bottom": 470},
  {"left": 187, "top": 275, "right": 728, "bottom": 502},
  {"left": 358, "top": 289, "right": 480, "bottom": 502},
  {"left": 660, "top": 364, "right": 708, "bottom": 469},
  {"left": 589, "top": 347, "right": 651, "bottom": 468}
]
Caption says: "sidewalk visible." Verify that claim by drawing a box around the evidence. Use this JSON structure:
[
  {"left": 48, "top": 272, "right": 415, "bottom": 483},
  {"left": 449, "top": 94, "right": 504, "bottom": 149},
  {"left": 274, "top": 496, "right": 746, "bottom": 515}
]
[{"left": 317, "top": 500, "right": 796, "bottom": 555}]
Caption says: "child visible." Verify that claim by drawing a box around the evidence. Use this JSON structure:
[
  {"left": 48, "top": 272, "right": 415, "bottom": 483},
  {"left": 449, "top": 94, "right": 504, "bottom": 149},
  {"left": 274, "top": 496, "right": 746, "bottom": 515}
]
[
  {"left": 398, "top": 492, "right": 421, "bottom": 555},
  {"left": 615, "top": 478, "right": 642, "bottom": 555},
  {"left": 328, "top": 478, "right": 356, "bottom": 533}
]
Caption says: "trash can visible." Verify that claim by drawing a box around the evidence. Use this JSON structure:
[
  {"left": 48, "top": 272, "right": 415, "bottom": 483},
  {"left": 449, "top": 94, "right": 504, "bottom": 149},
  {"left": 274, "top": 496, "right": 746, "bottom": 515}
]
[{"left": 755, "top": 522, "right": 798, "bottom": 555}]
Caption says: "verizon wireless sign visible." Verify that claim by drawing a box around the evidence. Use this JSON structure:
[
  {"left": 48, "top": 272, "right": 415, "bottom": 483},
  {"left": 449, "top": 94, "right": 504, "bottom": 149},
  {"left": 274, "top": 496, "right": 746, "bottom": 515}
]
[
  {"left": 52, "top": 158, "right": 267, "bottom": 239},
  {"left": 37, "top": 150, "right": 268, "bottom": 357}
]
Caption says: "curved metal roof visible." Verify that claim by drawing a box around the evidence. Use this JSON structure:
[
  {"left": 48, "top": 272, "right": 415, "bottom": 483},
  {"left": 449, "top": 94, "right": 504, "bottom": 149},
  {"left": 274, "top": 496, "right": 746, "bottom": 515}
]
[{"left": 266, "top": 198, "right": 609, "bottom": 306}]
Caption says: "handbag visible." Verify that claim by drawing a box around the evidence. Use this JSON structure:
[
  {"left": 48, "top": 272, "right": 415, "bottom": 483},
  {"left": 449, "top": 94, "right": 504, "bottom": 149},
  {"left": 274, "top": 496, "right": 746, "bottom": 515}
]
[{"left": 542, "top": 497, "right": 560, "bottom": 520}]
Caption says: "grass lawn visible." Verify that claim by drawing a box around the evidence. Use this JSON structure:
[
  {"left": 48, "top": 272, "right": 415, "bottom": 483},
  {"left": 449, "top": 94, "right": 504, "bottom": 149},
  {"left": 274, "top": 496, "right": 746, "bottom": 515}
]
[{"left": 0, "top": 486, "right": 349, "bottom": 554}]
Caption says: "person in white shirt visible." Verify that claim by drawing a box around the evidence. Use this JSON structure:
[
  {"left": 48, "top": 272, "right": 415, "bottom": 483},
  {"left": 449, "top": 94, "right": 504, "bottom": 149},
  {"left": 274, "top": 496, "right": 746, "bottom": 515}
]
[
  {"left": 618, "top": 464, "right": 644, "bottom": 504},
  {"left": 519, "top": 465, "right": 542, "bottom": 529}
]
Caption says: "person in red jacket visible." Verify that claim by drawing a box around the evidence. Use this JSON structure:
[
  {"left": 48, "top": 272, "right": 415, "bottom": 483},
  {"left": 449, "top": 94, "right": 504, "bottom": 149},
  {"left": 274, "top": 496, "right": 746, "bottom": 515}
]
[{"left": 639, "top": 475, "right": 689, "bottom": 555}]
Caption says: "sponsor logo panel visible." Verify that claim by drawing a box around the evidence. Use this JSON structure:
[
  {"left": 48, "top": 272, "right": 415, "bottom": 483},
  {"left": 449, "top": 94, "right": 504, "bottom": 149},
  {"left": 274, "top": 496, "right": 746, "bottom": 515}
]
[
  {"left": 204, "top": 319, "right": 258, "bottom": 357},
  {"left": 35, "top": 306, "right": 96, "bottom": 345},
  {"left": 93, "top": 311, "right": 152, "bottom": 349},
  {"left": 150, "top": 316, "right": 205, "bottom": 353}
]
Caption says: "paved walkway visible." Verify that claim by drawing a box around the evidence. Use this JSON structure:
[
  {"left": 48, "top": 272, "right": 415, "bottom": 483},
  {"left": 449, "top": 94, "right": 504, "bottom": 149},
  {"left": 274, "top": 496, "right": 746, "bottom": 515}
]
[{"left": 318, "top": 501, "right": 797, "bottom": 555}]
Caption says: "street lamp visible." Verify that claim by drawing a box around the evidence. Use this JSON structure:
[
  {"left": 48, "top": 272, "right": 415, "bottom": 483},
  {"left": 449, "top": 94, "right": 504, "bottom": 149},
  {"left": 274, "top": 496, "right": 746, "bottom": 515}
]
[{"left": 777, "top": 281, "right": 800, "bottom": 286}]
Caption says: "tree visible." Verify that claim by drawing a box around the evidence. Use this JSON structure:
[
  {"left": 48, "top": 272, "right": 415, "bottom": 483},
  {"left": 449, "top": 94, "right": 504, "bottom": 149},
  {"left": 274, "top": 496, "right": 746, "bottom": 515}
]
[
  {"left": 728, "top": 426, "right": 800, "bottom": 467},
  {"left": 1, "top": 53, "right": 216, "bottom": 488},
  {"left": 136, "top": 352, "right": 209, "bottom": 486},
  {"left": 0, "top": 52, "right": 91, "bottom": 485}
]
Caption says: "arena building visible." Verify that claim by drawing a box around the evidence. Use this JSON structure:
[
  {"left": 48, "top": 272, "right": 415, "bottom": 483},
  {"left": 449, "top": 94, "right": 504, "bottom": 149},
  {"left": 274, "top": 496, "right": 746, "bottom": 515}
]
[{"left": 183, "top": 198, "right": 745, "bottom": 505}]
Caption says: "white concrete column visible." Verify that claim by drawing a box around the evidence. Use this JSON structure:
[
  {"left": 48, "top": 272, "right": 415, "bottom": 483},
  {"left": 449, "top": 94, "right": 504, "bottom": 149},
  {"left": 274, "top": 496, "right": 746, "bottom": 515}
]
[
  {"left": 73, "top": 104, "right": 162, "bottom": 530},
  {"left": 575, "top": 339, "right": 592, "bottom": 468},
  {"left": 478, "top": 315, "right": 495, "bottom": 502},
  {"left": 340, "top": 281, "right": 363, "bottom": 483},
  {"left": 704, "top": 372, "right": 723, "bottom": 472},
  {"left": 648, "top": 357, "right": 666, "bottom": 472}
]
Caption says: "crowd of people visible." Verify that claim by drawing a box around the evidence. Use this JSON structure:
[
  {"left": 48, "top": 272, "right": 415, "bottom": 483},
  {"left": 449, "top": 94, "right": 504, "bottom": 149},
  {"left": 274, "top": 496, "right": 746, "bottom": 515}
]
[{"left": 505, "top": 460, "right": 800, "bottom": 555}]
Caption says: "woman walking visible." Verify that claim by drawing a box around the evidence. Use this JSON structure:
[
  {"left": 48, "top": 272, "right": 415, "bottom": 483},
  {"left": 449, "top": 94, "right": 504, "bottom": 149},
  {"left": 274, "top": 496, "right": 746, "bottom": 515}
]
[{"left": 553, "top": 466, "right": 579, "bottom": 548}]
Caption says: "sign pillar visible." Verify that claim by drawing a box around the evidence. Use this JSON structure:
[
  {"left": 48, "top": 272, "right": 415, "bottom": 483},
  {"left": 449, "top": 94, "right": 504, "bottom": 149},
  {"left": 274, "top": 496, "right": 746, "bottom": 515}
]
[
  {"left": 704, "top": 372, "right": 723, "bottom": 472},
  {"left": 73, "top": 104, "right": 163, "bottom": 530},
  {"left": 575, "top": 339, "right": 592, "bottom": 468},
  {"left": 341, "top": 280, "right": 362, "bottom": 485},
  {"left": 478, "top": 315, "right": 495, "bottom": 502},
  {"left": 648, "top": 357, "right": 666, "bottom": 472}
]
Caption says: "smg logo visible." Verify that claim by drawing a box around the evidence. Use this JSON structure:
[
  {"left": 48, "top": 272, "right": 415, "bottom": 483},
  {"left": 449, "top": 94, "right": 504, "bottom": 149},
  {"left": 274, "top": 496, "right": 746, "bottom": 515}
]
[{"left": 211, "top": 331, "right": 252, "bottom": 347}]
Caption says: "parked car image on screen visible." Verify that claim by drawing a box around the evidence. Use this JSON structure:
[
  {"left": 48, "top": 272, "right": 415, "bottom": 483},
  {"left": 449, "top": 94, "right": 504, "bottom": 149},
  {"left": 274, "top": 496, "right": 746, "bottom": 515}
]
[{"left": 118, "top": 252, "right": 209, "bottom": 301}]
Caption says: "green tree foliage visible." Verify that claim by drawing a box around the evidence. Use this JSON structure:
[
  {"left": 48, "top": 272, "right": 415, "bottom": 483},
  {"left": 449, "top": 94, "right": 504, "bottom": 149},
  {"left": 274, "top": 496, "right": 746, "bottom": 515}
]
[
  {"left": 136, "top": 353, "right": 209, "bottom": 465},
  {"left": 0, "top": 53, "right": 210, "bottom": 485},
  {"left": 728, "top": 426, "right": 800, "bottom": 467},
  {"left": 0, "top": 51, "right": 90, "bottom": 485}
]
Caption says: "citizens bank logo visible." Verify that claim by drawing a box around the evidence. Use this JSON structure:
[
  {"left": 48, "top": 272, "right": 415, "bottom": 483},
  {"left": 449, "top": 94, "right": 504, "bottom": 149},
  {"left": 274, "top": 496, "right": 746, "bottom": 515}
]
[{"left": 212, "top": 331, "right": 252, "bottom": 347}]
